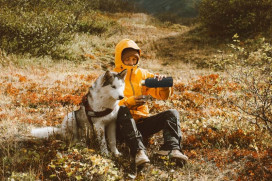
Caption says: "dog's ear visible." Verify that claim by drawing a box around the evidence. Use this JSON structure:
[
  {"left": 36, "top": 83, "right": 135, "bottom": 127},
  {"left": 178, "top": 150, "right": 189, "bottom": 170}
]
[
  {"left": 102, "top": 70, "right": 114, "bottom": 87},
  {"left": 118, "top": 69, "right": 127, "bottom": 80}
]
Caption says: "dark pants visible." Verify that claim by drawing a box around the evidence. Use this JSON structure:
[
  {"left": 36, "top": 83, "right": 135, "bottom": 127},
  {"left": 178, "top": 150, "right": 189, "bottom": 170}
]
[{"left": 116, "top": 106, "right": 182, "bottom": 156}]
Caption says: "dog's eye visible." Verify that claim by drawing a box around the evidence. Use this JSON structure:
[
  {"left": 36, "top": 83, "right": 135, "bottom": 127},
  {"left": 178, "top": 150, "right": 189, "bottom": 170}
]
[{"left": 111, "top": 85, "right": 116, "bottom": 89}]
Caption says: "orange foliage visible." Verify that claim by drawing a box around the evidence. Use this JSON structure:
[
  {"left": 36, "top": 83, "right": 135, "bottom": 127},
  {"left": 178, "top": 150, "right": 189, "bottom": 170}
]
[
  {"left": 1, "top": 71, "right": 97, "bottom": 126},
  {"left": 16, "top": 74, "right": 27, "bottom": 82},
  {"left": 174, "top": 82, "right": 186, "bottom": 92},
  {"left": 60, "top": 94, "right": 82, "bottom": 105},
  {"left": 5, "top": 83, "right": 20, "bottom": 96},
  {"left": 190, "top": 74, "right": 219, "bottom": 93},
  {"left": 183, "top": 128, "right": 257, "bottom": 150},
  {"left": 0, "top": 69, "right": 270, "bottom": 181},
  {"left": 183, "top": 91, "right": 205, "bottom": 107},
  {"left": 170, "top": 74, "right": 245, "bottom": 121}
]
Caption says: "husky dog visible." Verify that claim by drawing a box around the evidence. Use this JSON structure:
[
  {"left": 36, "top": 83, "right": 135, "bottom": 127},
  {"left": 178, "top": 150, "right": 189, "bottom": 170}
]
[{"left": 31, "top": 69, "right": 127, "bottom": 156}]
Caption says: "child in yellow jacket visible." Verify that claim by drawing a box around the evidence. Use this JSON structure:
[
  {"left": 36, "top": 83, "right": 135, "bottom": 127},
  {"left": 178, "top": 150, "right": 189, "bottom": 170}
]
[{"left": 114, "top": 39, "right": 188, "bottom": 167}]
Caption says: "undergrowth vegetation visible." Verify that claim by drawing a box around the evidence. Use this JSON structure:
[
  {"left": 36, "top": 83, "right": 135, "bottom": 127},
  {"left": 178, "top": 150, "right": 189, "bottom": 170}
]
[
  {"left": 0, "top": 0, "right": 271, "bottom": 180},
  {"left": 1, "top": 62, "right": 271, "bottom": 179}
]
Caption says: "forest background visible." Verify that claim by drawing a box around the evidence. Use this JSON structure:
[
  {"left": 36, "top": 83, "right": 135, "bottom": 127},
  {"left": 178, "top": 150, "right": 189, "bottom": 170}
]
[{"left": 0, "top": 0, "right": 271, "bottom": 180}]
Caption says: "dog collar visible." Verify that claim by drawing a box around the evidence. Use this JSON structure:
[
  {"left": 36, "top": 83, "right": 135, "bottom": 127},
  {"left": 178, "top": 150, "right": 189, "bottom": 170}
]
[
  {"left": 87, "top": 108, "right": 113, "bottom": 117},
  {"left": 81, "top": 94, "right": 113, "bottom": 117}
]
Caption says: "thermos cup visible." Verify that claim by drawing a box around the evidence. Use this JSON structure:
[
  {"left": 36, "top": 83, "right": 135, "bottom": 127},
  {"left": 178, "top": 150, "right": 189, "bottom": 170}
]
[{"left": 141, "top": 77, "right": 173, "bottom": 88}]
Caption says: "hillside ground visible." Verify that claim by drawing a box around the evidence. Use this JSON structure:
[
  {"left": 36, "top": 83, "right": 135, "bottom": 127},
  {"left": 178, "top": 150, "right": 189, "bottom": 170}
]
[{"left": 0, "top": 13, "right": 271, "bottom": 180}]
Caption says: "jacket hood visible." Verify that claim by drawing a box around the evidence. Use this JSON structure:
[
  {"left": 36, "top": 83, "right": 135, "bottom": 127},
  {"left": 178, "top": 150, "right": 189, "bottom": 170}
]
[{"left": 114, "top": 39, "right": 141, "bottom": 72}]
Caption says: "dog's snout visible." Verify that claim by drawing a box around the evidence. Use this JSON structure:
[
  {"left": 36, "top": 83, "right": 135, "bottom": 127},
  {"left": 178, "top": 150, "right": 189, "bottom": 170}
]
[{"left": 118, "top": 95, "right": 124, "bottom": 100}]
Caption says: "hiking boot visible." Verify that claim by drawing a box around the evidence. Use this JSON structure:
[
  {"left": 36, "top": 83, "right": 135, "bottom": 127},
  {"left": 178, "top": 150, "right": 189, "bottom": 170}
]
[
  {"left": 156, "top": 149, "right": 188, "bottom": 161},
  {"left": 135, "top": 150, "right": 150, "bottom": 166}
]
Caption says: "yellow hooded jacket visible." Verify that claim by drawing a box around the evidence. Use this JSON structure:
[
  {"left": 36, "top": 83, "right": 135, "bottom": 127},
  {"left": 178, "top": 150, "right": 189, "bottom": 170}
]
[{"left": 113, "top": 39, "right": 172, "bottom": 122}]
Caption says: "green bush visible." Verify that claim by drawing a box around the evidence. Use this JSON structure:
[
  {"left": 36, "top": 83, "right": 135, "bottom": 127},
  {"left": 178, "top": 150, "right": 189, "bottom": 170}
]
[
  {"left": 0, "top": 7, "right": 75, "bottom": 57},
  {"left": 93, "top": 0, "right": 136, "bottom": 13},
  {"left": 0, "top": 0, "right": 119, "bottom": 58},
  {"left": 198, "top": 0, "right": 272, "bottom": 37},
  {"left": 0, "top": 0, "right": 94, "bottom": 13},
  {"left": 76, "top": 12, "right": 118, "bottom": 35}
]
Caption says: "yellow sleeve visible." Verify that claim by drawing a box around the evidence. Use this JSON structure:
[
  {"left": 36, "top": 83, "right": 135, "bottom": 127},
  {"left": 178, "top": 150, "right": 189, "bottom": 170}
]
[
  {"left": 143, "top": 86, "right": 173, "bottom": 100},
  {"left": 119, "top": 96, "right": 136, "bottom": 108},
  {"left": 141, "top": 69, "right": 173, "bottom": 100}
]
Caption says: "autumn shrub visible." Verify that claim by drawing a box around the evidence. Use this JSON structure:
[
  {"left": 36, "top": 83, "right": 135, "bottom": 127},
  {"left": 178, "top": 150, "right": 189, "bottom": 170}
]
[
  {"left": 230, "top": 70, "right": 272, "bottom": 134},
  {"left": 208, "top": 34, "right": 272, "bottom": 71},
  {"left": 226, "top": 36, "right": 272, "bottom": 135},
  {"left": 237, "top": 148, "right": 272, "bottom": 181},
  {"left": 183, "top": 128, "right": 255, "bottom": 149},
  {"left": 198, "top": 0, "right": 272, "bottom": 37}
]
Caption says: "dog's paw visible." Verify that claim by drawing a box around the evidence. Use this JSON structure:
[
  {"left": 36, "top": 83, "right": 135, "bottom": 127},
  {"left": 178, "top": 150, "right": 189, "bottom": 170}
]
[
  {"left": 100, "top": 149, "right": 110, "bottom": 156},
  {"left": 113, "top": 150, "right": 122, "bottom": 157}
]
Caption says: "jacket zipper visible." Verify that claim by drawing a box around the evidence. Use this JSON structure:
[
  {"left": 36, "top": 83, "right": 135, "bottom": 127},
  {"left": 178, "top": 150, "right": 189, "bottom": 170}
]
[{"left": 129, "top": 68, "right": 135, "bottom": 96}]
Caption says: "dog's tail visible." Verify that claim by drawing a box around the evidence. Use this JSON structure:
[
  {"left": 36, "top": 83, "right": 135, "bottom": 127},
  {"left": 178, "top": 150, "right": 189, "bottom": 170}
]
[{"left": 31, "top": 127, "right": 61, "bottom": 138}]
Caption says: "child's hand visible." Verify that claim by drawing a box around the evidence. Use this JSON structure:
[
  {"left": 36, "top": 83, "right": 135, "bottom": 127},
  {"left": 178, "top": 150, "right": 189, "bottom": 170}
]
[
  {"left": 154, "top": 74, "right": 166, "bottom": 81},
  {"left": 126, "top": 95, "right": 152, "bottom": 107},
  {"left": 134, "top": 95, "right": 149, "bottom": 106}
]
